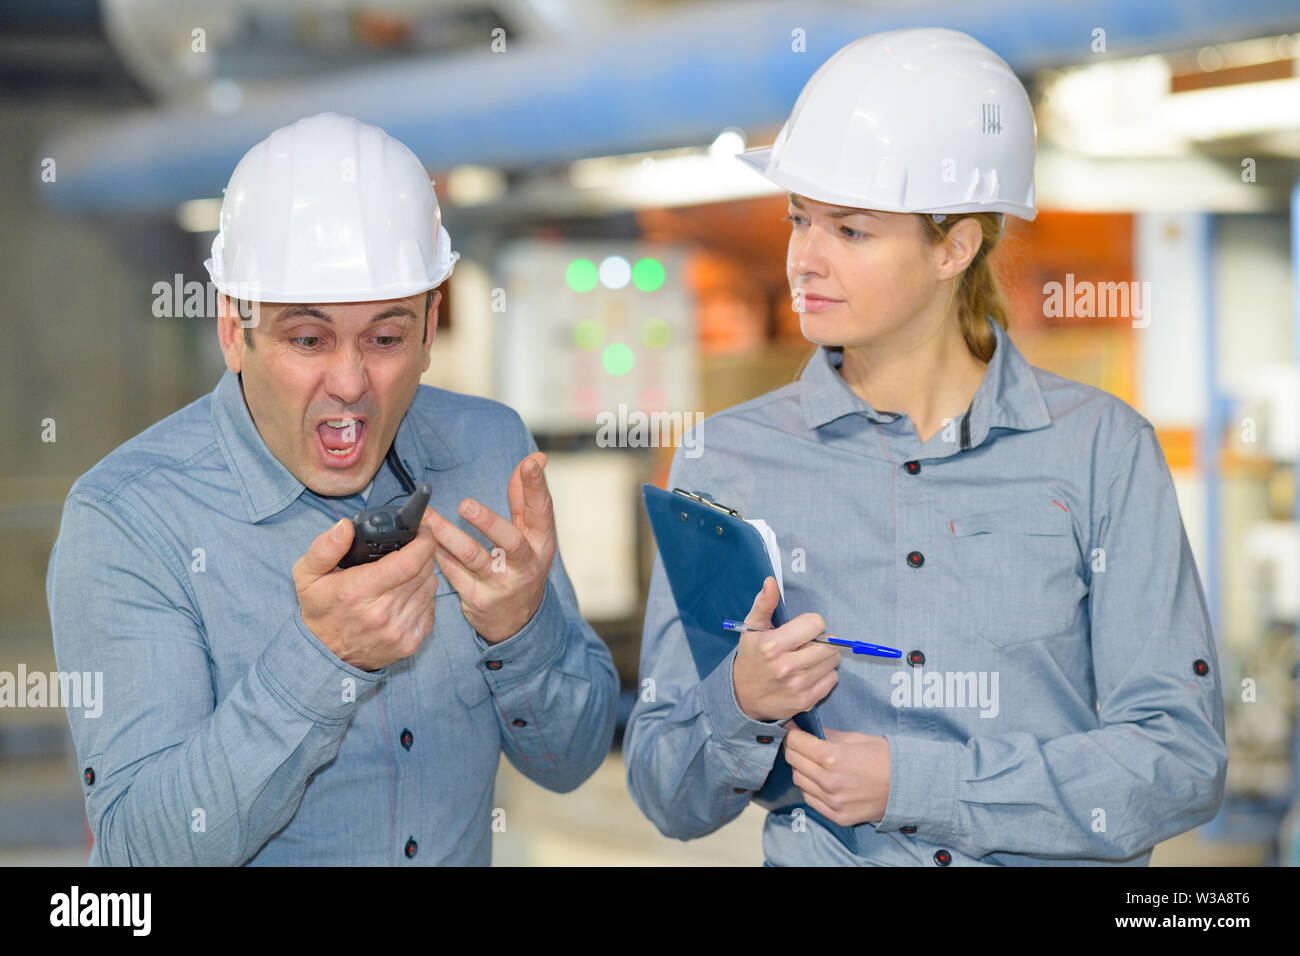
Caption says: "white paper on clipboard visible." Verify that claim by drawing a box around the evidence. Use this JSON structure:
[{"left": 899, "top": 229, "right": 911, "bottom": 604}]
[{"left": 743, "top": 518, "right": 784, "bottom": 600}]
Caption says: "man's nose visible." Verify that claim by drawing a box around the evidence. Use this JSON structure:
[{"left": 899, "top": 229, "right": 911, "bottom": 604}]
[{"left": 323, "top": 345, "right": 370, "bottom": 405}]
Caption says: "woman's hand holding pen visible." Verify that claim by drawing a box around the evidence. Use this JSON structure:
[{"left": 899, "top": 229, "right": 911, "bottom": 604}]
[{"left": 732, "top": 577, "right": 841, "bottom": 722}]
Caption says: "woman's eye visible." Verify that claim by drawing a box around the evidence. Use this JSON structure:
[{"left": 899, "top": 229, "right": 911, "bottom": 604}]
[
  {"left": 840, "top": 226, "right": 869, "bottom": 240},
  {"left": 783, "top": 213, "right": 807, "bottom": 226}
]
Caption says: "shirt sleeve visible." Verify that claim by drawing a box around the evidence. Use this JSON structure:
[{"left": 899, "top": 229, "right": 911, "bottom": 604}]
[
  {"left": 623, "top": 450, "right": 788, "bottom": 840},
  {"left": 468, "top": 421, "right": 619, "bottom": 794},
  {"left": 47, "top": 490, "right": 385, "bottom": 866},
  {"left": 875, "top": 422, "right": 1229, "bottom": 860}
]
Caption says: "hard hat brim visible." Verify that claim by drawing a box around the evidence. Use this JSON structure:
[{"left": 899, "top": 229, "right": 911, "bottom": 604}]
[{"left": 736, "top": 146, "right": 1037, "bottom": 221}]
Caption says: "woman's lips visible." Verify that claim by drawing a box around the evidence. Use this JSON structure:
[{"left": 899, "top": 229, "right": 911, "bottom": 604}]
[{"left": 799, "top": 294, "right": 844, "bottom": 313}]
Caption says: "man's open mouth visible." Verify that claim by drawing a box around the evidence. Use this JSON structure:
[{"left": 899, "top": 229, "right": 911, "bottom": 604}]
[{"left": 315, "top": 417, "right": 367, "bottom": 466}]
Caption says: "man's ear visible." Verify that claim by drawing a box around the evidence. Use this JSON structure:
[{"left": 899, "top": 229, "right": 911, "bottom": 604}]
[
  {"left": 216, "top": 293, "right": 244, "bottom": 374},
  {"left": 421, "top": 289, "right": 441, "bottom": 373}
]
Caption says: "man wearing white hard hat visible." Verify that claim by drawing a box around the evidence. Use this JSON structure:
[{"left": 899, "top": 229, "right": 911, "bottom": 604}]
[
  {"left": 627, "top": 28, "right": 1226, "bottom": 865},
  {"left": 48, "top": 112, "right": 618, "bottom": 865}
]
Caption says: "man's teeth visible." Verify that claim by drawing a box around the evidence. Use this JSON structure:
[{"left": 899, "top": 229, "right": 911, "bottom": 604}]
[{"left": 321, "top": 418, "right": 361, "bottom": 456}]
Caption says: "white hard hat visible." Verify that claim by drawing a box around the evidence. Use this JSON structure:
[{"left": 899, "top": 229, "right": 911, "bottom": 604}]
[
  {"left": 205, "top": 112, "right": 459, "bottom": 303},
  {"left": 739, "top": 27, "right": 1037, "bottom": 221}
]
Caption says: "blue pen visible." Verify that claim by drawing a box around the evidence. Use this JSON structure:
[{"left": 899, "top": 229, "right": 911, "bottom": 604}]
[{"left": 721, "top": 620, "right": 902, "bottom": 658}]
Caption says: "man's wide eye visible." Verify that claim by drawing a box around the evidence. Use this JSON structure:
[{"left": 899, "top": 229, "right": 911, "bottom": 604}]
[{"left": 292, "top": 337, "right": 320, "bottom": 349}]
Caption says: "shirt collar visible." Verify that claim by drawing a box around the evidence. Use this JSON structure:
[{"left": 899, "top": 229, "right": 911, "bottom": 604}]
[
  {"left": 211, "top": 369, "right": 459, "bottom": 524},
  {"left": 799, "top": 315, "right": 1052, "bottom": 445}
]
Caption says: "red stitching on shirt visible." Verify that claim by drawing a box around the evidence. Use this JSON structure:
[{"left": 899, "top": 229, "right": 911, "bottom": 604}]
[
  {"left": 1053, "top": 499, "right": 1068, "bottom": 512},
  {"left": 950, "top": 519, "right": 955, "bottom": 534}
]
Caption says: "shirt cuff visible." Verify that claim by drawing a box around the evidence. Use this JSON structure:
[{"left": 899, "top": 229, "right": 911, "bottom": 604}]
[
  {"left": 473, "top": 579, "right": 566, "bottom": 684},
  {"left": 699, "top": 645, "right": 789, "bottom": 757},
  {"left": 876, "top": 734, "right": 962, "bottom": 839},
  {"left": 256, "top": 609, "right": 386, "bottom": 724}
]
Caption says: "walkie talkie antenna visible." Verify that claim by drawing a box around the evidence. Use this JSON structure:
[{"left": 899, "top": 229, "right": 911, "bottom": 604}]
[{"left": 396, "top": 483, "right": 432, "bottom": 531}]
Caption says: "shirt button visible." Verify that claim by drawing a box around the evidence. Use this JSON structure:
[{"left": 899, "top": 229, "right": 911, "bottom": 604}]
[
  {"left": 907, "top": 650, "right": 925, "bottom": 667},
  {"left": 400, "top": 729, "right": 413, "bottom": 750},
  {"left": 83, "top": 767, "right": 95, "bottom": 786},
  {"left": 756, "top": 735, "right": 774, "bottom": 744},
  {"left": 512, "top": 718, "right": 527, "bottom": 727},
  {"left": 404, "top": 837, "right": 418, "bottom": 859},
  {"left": 903, "top": 460, "right": 921, "bottom": 475},
  {"left": 1193, "top": 659, "right": 1209, "bottom": 677},
  {"left": 485, "top": 660, "right": 503, "bottom": 671},
  {"left": 906, "top": 550, "right": 924, "bottom": 568},
  {"left": 900, "top": 825, "right": 917, "bottom": 835},
  {"left": 934, "top": 849, "right": 952, "bottom": 866}
]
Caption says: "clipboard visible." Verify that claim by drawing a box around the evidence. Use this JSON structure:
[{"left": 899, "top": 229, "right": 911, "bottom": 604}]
[{"left": 642, "top": 484, "right": 859, "bottom": 854}]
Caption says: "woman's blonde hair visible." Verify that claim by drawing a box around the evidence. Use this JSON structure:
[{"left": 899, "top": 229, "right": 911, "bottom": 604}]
[{"left": 790, "top": 209, "right": 1011, "bottom": 379}]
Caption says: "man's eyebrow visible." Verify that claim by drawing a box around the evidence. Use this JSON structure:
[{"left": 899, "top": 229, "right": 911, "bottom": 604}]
[
  {"left": 271, "top": 305, "right": 415, "bottom": 325},
  {"left": 787, "top": 194, "right": 882, "bottom": 219}
]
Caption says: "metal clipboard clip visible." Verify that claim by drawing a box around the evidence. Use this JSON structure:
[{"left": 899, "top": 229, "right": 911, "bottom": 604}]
[{"left": 671, "top": 488, "right": 742, "bottom": 519}]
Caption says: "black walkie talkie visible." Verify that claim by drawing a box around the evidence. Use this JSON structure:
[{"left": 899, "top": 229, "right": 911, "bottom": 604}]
[{"left": 337, "top": 445, "right": 431, "bottom": 569}]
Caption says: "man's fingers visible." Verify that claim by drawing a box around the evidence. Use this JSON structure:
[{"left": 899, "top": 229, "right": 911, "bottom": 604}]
[
  {"left": 517, "top": 453, "right": 553, "bottom": 536},
  {"left": 295, "top": 519, "right": 355, "bottom": 586},
  {"left": 394, "top": 560, "right": 441, "bottom": 638},
  {"left": 359, "top": 519, "right": 438, "bottom": 591},
  {"left": 433, "top": 543, "right": 478, "bottom": 598},
  {"left": 382, "top": 544, "right": 438, "bottom": 604},
  {"left": 426, "top": 506, "right": 492, "bottom": 575},
  {"left": 457, "top": 497, "right": 527, "bottom": 558}
]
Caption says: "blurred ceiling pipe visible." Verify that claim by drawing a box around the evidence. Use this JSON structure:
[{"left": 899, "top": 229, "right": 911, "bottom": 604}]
[{"left": 40, "top": 0, "right": 1300, "bottom": 215}]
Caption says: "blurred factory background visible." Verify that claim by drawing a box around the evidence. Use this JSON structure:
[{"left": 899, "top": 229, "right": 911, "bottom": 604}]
[{"left": 2, "top": 0, "right": 1300, "bottom": 865}]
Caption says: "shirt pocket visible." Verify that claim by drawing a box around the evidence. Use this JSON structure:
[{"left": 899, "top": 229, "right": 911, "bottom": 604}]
[
  {"left": 948, "top": 503, "right": 1087, "bottom": 648},
  {"left": 433, "top": 573, "right": 491, "bottom": 709}
]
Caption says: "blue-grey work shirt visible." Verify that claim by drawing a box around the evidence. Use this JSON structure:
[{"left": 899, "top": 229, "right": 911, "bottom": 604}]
[
  {"left": 47, "top": 369, "right": 618, "bottom": 865},
  {"left": 625, "top": 315, "right": 1227, "bottom": 865}
]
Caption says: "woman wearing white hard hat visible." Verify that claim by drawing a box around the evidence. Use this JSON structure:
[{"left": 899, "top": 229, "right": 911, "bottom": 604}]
[{"left": 626, "top": 28, "right": 1226, "bottom": 865}]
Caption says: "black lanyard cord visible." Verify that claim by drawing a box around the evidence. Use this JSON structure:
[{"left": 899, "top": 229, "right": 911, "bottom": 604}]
[{"left": 385, "top": 442, "right": 417, "bottom": 495}]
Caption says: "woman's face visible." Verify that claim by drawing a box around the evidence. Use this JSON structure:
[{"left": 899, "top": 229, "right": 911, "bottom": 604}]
[{"left": 785, "top": 193, "right": 945, "bottom": 349}]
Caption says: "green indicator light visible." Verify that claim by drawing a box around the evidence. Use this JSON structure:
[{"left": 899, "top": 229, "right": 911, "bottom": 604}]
[
  {"left": 602, "top": 343, "right": 635, "bottom": 376},
  {"left": 566, "top": 258, "right": 599, "bottom": 292},
  {"left": 573, "top": 319, "right": 604, "bottom": 351},
  {"left": 632, "top": 258, "right": 666, "bottom": 292},
  {"left": 641, "top": 318, "right": 672, "bottom": 349}
]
